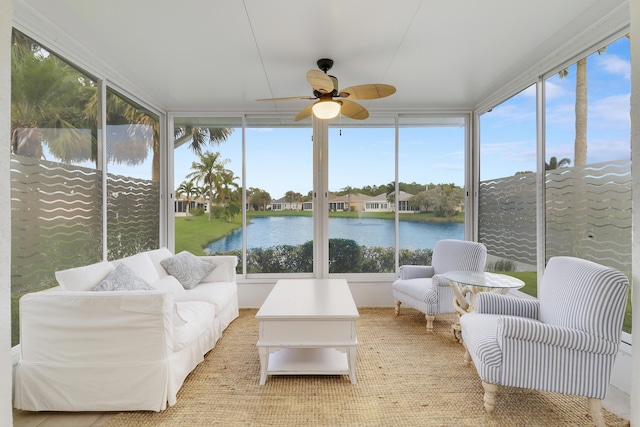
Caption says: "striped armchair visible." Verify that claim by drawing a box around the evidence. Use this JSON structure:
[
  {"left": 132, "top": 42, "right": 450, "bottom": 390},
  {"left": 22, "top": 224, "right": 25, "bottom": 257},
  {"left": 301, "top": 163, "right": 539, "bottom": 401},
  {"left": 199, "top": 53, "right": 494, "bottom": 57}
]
[
  {"left": 393, "top": 239, "right": 487, "bottom": 329},
  {"left": 460, "top": 256, "right": 629, "bottom": 427}
]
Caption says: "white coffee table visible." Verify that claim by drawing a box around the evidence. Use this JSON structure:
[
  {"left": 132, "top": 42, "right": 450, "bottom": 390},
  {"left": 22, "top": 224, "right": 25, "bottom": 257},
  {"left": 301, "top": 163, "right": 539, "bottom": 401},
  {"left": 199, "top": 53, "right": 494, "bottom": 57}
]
[{"left": 255, "top": 279, "right": 359, "bottom": 385}]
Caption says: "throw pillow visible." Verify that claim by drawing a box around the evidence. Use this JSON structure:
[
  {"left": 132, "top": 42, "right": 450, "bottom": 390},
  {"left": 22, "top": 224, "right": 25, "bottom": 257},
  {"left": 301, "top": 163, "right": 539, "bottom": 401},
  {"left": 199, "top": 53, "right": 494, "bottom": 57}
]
[
  {"left": 160, "top": 251, "right": 216, "bottom": 290},
  {"left": 92, "top": 263, "right": 154, "bottom": 291}
]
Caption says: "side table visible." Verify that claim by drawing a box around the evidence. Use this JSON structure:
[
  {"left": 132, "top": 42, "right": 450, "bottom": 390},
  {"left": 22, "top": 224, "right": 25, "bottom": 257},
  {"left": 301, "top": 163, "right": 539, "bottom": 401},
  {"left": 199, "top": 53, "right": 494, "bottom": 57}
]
[{"left": 441, "top": 271, "right": 524, "bottom": 341}]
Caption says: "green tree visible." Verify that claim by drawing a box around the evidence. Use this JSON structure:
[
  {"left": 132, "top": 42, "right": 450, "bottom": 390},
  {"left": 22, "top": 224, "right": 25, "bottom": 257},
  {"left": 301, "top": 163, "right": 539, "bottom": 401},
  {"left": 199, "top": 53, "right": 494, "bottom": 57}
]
[
  {"left": 174, "top": 126, "right": 234, "bottom": 154},
  {"left": 248, "top": 187, "right": 272, "bottom": 211},
  {"left": 186, "top": 151, "right": 229, "bottom": 221},
  {"left": 176, "top": 180, "right": 200, "bottom": 216},
  {"left": 545, "top": 156, "right": 571, "bottom": 170},
  {"left": 11, "top": 30, "right": 96, "bottom": 162},
  {"left": 284, "top": 191, "right": 303, "bottom": 210}
]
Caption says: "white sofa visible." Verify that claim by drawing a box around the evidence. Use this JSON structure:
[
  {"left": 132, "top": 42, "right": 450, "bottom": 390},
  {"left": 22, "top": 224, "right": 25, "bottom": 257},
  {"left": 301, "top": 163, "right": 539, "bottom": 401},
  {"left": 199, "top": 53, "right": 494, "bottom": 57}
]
[{"left": 13, "top": 247, "right": 239, "bottom": 412}]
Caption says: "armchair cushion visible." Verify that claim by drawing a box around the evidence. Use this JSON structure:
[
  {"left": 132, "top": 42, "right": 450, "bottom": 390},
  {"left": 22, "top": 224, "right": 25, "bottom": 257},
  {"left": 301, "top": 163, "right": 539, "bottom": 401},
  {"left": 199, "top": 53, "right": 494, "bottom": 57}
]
[{"left": 392, "top": 278, "right": 438, "bottom": 305}]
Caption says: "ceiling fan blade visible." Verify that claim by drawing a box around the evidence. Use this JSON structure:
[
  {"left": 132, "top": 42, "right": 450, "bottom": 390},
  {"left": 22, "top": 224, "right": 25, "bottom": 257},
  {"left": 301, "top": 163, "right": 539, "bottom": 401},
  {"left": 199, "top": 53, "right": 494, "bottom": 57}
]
[
  {"left": 256, "top": 96, "right": 316, "bottom": 102},
  {"left": 307, "top": 70, "right": 334, "bottom": 94},
  {"left": 294, "top": 103, "right": 314, "bottom": 121},
  {"left": 338, "top": 84, "right": 396, "bottom": 100},
  {"left": 340, "top": 99, "right": 369, "bottom": 120}
]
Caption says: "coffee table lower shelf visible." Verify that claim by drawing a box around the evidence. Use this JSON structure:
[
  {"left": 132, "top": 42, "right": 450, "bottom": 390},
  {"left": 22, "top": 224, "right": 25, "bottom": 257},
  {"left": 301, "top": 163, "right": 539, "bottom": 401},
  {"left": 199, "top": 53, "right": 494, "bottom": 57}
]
[{"left": 258, "top": 346, "right": 357, "bottom": 385}]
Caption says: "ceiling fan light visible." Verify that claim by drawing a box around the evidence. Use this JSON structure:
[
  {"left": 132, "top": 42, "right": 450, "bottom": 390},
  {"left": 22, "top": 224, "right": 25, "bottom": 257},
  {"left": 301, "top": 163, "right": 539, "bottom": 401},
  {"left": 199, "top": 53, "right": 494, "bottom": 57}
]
[{"left": 312, "top": 100, "right": 341, "bottom": 119}]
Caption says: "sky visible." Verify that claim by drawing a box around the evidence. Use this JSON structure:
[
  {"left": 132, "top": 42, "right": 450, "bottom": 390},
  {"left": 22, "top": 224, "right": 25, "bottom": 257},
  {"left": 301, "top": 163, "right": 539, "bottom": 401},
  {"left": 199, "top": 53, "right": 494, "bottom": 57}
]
[{"left": 106, "top": 36, "right": 631, "bottom": 200}]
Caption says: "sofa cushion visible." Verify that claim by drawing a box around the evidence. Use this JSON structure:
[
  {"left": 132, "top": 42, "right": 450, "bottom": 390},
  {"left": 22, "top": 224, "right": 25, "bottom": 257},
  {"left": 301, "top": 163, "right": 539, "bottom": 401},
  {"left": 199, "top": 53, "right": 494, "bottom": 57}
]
[
  {"left": 199, "top": 256, "right": 236, "bottom": 283},
  {"left": 146, "top": 247, "right": 175, "bottom": 280},
  {"left": 92, "top": 264, "right": 154, "bottom": 292},
  {"left": 55, "top": 261, "right": 115, "bottom": 291},
  {"left": 112, "top": 252, "right": 160, "bottom": 284},
  {"left": 151, "top": 275, "right": 186, "bottom": 296},
  {"left": 175, "top": 281, "right": 237, "bottom": 314},
  {"left": 173, "top": 301, "right": 216, "bottom": 352},
  {"left": 161, "top": 251, "right": 216, "bottom": 290}
]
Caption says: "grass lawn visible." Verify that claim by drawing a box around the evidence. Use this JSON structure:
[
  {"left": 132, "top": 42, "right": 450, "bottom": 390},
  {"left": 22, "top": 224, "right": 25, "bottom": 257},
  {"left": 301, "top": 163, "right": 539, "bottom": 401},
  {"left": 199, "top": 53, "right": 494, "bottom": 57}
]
[{"left": 175, "top": 214, "right": 241, "bottom": 255}]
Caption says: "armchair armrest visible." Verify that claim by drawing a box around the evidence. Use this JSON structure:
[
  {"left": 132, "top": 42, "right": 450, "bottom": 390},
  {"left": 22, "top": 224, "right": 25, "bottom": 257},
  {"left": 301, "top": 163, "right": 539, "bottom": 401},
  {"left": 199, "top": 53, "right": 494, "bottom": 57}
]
[
  {"left": 497, "top": 316, "right": 619, "bottom": 355},
  {"left": 399, "top": 265, "right": 434, "bottom": 280},
  {"left": 476, "top": 292, "right": 539, "bottom": 319}
]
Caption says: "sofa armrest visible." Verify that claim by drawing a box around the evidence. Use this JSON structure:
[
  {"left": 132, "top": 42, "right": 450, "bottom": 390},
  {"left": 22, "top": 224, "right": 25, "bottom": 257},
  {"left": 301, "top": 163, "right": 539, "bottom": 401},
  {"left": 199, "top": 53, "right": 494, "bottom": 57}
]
[
  {"left": 399, "top": 265, "right": 434, "bottom": 280},
  {"left": 199, "top": 255, "right": 238, "bottom": 283},
  {"left": 476, "top": 292, "right": 540, "bottom": 319},
  {"left": 19, "top": 290, "right": 174, "bottom": 363}
]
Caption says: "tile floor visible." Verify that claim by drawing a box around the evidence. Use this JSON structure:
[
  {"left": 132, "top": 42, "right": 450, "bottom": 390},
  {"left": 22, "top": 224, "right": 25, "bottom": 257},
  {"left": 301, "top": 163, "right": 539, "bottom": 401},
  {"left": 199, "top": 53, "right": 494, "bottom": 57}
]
[{"left": 11, "top": 385, "right": 631, "bottom": 426}]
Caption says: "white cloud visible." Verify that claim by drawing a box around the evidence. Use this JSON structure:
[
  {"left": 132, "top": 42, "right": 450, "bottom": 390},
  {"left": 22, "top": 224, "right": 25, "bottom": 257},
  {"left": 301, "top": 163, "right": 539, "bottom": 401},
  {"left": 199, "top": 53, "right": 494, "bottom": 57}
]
[
  {"left": 596, "top": 54, "right": 630, "bottom": 80},
  {"left": 544, "top": 81, "right": 570, "bottom": 100},
  {"left": 590, "top": 93, "right": 630, "bottom": 126}
]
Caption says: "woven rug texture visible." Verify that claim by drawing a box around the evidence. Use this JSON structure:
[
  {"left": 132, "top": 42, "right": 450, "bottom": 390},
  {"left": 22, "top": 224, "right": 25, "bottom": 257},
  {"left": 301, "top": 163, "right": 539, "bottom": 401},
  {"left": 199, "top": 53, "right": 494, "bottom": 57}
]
[{"left": 106, "top": 308, "right": 628, "bottom": 427}]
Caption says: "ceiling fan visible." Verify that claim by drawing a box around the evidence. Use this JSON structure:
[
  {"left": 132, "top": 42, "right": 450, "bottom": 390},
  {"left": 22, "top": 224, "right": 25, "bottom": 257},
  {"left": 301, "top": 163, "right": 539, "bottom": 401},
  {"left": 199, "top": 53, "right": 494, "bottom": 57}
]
[{"left": 257, "top": 58, "right": 396, "bottom": 121}]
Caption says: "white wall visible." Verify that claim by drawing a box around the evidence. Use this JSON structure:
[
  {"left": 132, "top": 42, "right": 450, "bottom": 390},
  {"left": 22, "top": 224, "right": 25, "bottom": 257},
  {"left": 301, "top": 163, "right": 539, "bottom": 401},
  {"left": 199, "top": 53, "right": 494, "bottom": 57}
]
[
  {"left": 0, "top": 1, "right": 14, "bottom": 425},
  {"left": 630, "top": 0, "right": 640, "bottom": 424}
]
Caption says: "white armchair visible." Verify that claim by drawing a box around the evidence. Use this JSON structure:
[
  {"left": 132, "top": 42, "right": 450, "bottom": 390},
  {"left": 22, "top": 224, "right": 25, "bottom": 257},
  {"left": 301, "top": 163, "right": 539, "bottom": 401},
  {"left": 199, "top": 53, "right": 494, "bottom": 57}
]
[
  {"left": 392, "top": 239, "right": 487, "bottom": 329},
  {"left": 460, "top": 256, "right": 629, "bottom": 427}
]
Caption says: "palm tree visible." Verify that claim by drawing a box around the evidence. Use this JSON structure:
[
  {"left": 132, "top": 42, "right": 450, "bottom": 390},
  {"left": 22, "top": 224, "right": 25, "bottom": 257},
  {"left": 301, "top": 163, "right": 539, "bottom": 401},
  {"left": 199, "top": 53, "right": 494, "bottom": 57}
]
[
  {"left": 545, "top": 156, "right": 571, "bottom": 170},
  {"left": 176, "top": 180, "right": 199, "bottom": 216},
  {"left": 11, "top": 31, "right": 97, "bottom": 162},
  {"left": 174, "top": 126, "right": 234, "bottom": 154},
  {"left": 212, "top": 168, "right": 239, "bottom": 208},
  {"left": 186, "top": 151, "right": 228, "bottom": 221},
  {"left": 558, "top": 47, "right": 607, "bottom": 167}
]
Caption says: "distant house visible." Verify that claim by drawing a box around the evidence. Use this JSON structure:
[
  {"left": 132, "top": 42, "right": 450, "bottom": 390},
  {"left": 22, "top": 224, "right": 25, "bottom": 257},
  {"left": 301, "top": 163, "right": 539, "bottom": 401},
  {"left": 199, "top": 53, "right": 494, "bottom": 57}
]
[
  {"left": 364, "top": 191, "right": 417, "bottom": 213},
  {"left": 269, "top": 191, "right": 417, "bottom": 213},
  {"left": 269, "top": 196, "right": 304, "bottom": 211}
]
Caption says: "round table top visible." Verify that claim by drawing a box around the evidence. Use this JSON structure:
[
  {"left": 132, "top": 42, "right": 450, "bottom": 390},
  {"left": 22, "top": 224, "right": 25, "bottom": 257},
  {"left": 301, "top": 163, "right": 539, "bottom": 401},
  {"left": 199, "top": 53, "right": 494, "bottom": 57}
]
[{"left": 441, "top": 271, "right": 524, "bottom": 289}]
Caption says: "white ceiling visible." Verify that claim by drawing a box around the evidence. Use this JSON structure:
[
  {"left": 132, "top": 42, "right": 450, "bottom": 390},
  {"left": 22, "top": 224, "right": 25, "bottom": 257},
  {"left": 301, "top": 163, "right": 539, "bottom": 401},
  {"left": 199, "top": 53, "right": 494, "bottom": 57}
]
[{"left": 16, "top": 0, "right": 629, "bottom": 117}]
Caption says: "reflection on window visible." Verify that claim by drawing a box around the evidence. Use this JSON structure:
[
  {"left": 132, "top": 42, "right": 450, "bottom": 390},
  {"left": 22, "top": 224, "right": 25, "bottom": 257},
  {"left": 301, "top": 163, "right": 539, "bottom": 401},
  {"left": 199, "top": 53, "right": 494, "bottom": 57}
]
[
  {"left": 10, "top": 30, "right": 100, "bottom": 346},
  {"left": 106, "top": 90, "right": 160, "bottom": 259}
]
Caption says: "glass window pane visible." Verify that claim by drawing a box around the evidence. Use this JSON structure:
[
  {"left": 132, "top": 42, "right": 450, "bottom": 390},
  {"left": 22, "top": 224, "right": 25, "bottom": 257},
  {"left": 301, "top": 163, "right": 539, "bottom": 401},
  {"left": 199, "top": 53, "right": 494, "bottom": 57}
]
[
  {"left": 478, "top": 85, "right": 537, "bottom": 294},
  {"left": 173, "top": 117, "right": 241, "bottom": 267},
  {"left": 544, "top": 36, "right": 631, "bottom": 333},
  {"left": 328, "top": 124, "right": 395, "bottom": 273},
  {"left": 106, "top": 90, "right": 160, "bottom": 259},
  {"left": 245, "top": 121, "right": 312, "bottom": 274},
  {"left": 398, "top": 117, "right": 466, "bottom": 266},
  {"left": 10, "top": 30, "right": 101, "bottom": 346}
]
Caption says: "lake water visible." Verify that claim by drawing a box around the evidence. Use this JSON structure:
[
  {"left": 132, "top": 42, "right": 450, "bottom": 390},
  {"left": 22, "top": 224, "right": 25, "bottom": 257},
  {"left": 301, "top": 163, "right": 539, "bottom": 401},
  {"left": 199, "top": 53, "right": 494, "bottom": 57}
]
[{"left": 205, "top": 216, "right": 464, "bottom": 253}]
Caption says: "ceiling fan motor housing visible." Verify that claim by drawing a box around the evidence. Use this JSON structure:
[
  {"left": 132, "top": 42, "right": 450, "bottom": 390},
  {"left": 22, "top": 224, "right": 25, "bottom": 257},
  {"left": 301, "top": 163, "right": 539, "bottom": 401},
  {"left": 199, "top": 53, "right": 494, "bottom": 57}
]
[{"left": 317, "top": 58, "right": 334, "bottom": 73}]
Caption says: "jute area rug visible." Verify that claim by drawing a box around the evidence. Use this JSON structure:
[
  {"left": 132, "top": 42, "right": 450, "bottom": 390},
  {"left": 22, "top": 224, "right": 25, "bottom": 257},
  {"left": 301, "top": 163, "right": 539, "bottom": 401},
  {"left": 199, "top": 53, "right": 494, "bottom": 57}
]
[{"left": 106, "top": 308, "right": 629, "bottom": 427}]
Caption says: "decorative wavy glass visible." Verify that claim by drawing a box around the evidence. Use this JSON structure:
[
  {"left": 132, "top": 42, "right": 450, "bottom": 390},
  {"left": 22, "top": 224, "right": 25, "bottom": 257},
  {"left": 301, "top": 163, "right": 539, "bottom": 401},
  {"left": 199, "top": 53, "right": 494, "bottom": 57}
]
[
  {"left": 106, "top": 173, "right": 160, "bottom": 260},
  {"left": 479, "top": 172, "right": 537, "bottom": 265},
  {"left": 545, "top": 160, "right": 631, "bottom": 273},
  {"left": 10, "top": 155, "right": 103, "bottom": 294}
]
